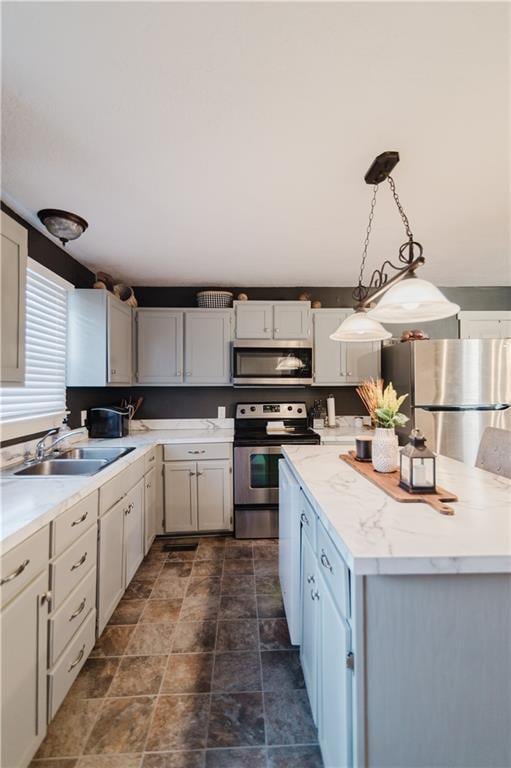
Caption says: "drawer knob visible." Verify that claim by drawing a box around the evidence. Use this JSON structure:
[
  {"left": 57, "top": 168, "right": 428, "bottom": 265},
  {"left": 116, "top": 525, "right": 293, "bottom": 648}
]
[
  {"left": 300, "top": 512, "right": 309, "bottom": 526},
  {"left": 1, "top": 558, "right": 30, "bottom": 585},
  {"left": 307, "top": 574, "right": 315, "bottom": 584},
  {"left": 310, "top": 588, "right": 320, "bottom": 601},
  {"left": 71, "top": 511, "right": 88, "bottom": 527},
  {"left": 70, "top": 552, "right": 88, "bottom": 571},
  {"left": 68, "top": 644, "right": 86, "bottom": 672},
  {"left": 148, "top": 455, "right": 155, "bottom": 462},
  {"left": 320, "top": 550, "right": 333, "bottom": 574},
  {"left": 69, "top": 597, "right": 87, "bottom": 621}
]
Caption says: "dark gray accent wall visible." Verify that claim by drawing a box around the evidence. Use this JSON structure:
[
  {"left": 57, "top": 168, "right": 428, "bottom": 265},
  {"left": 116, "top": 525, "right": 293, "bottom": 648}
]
[{"left": 66, "top": 385, "right": 363, "bottom": 429}]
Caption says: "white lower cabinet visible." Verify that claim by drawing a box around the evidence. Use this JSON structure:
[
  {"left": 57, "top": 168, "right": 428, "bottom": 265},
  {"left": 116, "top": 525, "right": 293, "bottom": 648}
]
[
  {"left": 144, "top": 465, "right": 159, "bottom": 554},
  {"left": 164, "top": 461, "right": 198, "bottom": 533},
  {"left": 124, "top": 479, "right": 145, "bottom": 585},
  {"left": 164, "top": 443, "right": 233, "bottom": 534},
  {"left": 318, "top": 569, "right": 352, "bottom": 768},
  {"left": 1, "top": 569, "right": 48, "bottom": 768},
  {"left": 97, "top": 496, "right": 125, "bottom": 635},
  {"left": 197, "top": 461, "right": 232, "bottom": 531}
]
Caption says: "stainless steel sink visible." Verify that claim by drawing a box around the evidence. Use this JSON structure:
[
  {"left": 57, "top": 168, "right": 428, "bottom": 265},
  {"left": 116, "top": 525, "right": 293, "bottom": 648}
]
[
  {"left": 55, "top": 447, "right": 135, "bottom": 461},
  {"left": 14, "top": 459, "right": 109, "bottom": 477}
]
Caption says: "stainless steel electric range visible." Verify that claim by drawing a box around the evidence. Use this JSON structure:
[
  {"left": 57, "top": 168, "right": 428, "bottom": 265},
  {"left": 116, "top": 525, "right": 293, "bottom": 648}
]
[{"left": 233, "top": 402, "right": 320, "bottom": 538}]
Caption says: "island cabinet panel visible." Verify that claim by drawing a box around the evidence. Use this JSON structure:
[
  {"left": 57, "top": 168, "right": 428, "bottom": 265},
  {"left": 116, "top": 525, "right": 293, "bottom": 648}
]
[
  {"left": 1, "top": 570, "right": 48, "bottom": 768},
  {"left": 363, "top": 573, "right": 511, "bottom": 768},
  {"left": 300, "top": 530, "right": 319, "bottom": 724},
  {"left": 318, "top": 568, "right": 352, "bottom": 768}
]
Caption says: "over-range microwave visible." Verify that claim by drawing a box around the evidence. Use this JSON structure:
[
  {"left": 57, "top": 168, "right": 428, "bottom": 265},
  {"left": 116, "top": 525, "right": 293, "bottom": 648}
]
[{"left": 232, "top": 340, "right": 313, "bottom": 386}]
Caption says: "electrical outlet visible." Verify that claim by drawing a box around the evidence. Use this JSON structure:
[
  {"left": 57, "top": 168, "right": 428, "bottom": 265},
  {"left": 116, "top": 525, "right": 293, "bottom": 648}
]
[
  {"left": 80, "top": 410, "right": 87, "bottom": 427},
  {"left": 217, "top": 406, "right": 226, "bottom": 419}
]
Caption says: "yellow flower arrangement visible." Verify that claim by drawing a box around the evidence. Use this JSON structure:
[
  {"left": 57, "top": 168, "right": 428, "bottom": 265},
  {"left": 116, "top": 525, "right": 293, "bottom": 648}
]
[{"left": 356, "top": 378, "right": 409, "bottom": 429}]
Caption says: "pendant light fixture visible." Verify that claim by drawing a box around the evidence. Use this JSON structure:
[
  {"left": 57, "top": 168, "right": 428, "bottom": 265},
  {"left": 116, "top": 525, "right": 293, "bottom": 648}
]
[
  {"left": 330, "top": 152, "right": 459, "bottom": 343},
  {"left": 37, "top": 208, "right": 88, "bottom": 247}
]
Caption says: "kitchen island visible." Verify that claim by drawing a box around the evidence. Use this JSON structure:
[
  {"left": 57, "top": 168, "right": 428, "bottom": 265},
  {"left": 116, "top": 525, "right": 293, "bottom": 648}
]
[{"left": 280, "top": 445, "right": 511, "bottom": 768}]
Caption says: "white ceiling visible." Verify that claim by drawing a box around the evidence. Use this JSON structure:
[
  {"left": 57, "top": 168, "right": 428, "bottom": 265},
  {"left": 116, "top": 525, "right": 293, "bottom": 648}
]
[{"left": 2, "top": 2, "right": 510, "bottom": 287}]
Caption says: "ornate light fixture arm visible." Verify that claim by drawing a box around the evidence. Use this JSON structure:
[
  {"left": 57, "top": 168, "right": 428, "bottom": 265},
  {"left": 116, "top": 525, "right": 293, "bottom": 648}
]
[{"left": 352, "top": 153, "right": 425, "bottom": 310}]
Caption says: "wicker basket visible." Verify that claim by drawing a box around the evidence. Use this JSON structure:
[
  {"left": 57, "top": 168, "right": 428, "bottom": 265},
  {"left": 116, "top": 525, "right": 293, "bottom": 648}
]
[{"left": 196, "top": 290, "right": 233, "bottom": 309}]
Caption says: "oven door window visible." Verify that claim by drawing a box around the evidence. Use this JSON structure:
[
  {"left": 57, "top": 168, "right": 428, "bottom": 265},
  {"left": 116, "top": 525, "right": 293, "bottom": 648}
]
[
  {"left": 233, "top": 348, "right": 312, "bottom": 379},
  {"left": 250, "top": 452, "right": 283, "bottom": 488}
]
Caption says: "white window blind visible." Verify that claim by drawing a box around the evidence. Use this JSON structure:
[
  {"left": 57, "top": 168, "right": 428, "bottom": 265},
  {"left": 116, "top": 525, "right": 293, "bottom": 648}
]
[{"left": 0, "top": 259, "right": 72, "bottom": 440}]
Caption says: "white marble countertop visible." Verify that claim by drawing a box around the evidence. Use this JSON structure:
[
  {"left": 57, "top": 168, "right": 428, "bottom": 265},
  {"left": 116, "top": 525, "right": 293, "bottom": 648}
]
[
  {"left": 283, "top": 444, "right": 511, "bottom": 576},
  {"left": 314, "top": 425, "right": 373, "bottom": 443},
  {"left": 1, "top": 424, "right": 234, "bottom": 554}
]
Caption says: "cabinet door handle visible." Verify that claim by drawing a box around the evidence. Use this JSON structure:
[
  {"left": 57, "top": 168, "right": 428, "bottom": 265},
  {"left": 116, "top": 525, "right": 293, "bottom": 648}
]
[
  {"left": 148, "top": 455, "right": 155, "bottom": 462},
  {"left": 146, "top": 482, "right": 152, "bottom": 489},
  {"left": 189, "top": 471, "right": 196, "bottom": 476},
  {"left": 310, "top": 588, "right": 320, "bottom": 601},
  {"left": 68, "top": 644, "right": 86, "bottom": 672},
  {"left": 307, "top": 574, "right": 315, "bottom": 584},
  {"left": 274, "top": 328, "right": 279, "bottom": 333},
  {"left": 320, "top": 550, "right": 333, "bottom": 574},
  {"left": 197, "top": 471, "right": 203, "bottom": 476},
  {"left": 71, "top": 511, "right": 88, "bottom": 527},
  {"left": 176, "top": 370, "right": 182, "bottom": 376},
  {"left": 1, "top": 559, "right": 30, "bottom": 585},
  {"left": 300, "top": 512, "right": 309, "bottom": 527},
  {"left": 70, "top": 552, "right": 87, "bottom": 571},
  {"left": 69, "top": 597, "right": 87, "bottom": 621}
]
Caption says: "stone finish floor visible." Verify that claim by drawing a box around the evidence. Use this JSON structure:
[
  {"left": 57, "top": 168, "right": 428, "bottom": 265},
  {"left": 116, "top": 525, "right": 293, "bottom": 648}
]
[{"left": 31, "top": 536, "right": 323, "bottom": 768}]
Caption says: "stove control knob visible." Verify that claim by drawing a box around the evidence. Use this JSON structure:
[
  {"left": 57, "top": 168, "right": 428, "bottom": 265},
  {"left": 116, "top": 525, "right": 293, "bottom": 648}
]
[
  {"left": 240, "top": 408, "right": 246, "bottom": 414},
  {"left": 297, "top": 408, "right": 303, "bottom": 414},
  {"left": 250, "top": 406, "right": 256, "bottom": 412},
  {"left": 287, "top": 406, "right": 293, "bottom": 411}
]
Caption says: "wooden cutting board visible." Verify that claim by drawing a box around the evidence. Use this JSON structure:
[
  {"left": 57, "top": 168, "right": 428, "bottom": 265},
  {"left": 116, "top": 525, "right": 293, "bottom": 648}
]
[{"left": 340, "top": 451, "right": 458, "bottom": 516}]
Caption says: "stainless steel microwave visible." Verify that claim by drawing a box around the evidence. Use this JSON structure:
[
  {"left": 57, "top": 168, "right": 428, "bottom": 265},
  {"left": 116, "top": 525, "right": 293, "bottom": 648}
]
[{"left": 232, "top": 340, "right": 313, "bottom": 386}]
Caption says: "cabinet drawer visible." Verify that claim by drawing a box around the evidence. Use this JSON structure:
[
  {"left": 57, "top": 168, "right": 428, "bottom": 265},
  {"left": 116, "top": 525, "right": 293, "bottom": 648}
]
[
  {"left": 99, "top": 458, "right": 145, "bottom": 515},
  {"left": 299, "top": 490, "right": 316, "bottom": 550},
  {"left": 317, "top": 521, "right": 350, "bottom": 619},
  {"left": 48, "top": 609, "right": 96, "bottom": 720},
  {"left": 51, "top": 524, "right": 97, "bottom": 610},
  {"left": 1, "top": 526, "right": 49, "bottom": 607},
  {"left": 52, "top": 492, "right": 98, "bottom": 557},
  {"left": 164, "top": 442, "right": 231, "bottom": 462},
  {"left": 145, "top": 446, "right": 158, "bottom": 473},
  {"left": 48, "top": 567, "right": 96, "bottom": 666}
]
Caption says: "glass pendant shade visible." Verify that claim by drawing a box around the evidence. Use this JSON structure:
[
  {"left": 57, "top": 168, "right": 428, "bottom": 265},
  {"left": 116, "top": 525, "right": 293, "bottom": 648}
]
[
  {"left": 368, "top": 277, "right": 460, "bottom": 323},
  {"left": 329, "top": 310, "right": 392, "bottom": 342}
]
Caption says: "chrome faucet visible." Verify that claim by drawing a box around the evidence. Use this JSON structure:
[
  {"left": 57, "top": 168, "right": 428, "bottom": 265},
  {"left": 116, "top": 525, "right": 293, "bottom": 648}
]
[{"left": 35, "top": 427, "right": 87, "bottom": 461}]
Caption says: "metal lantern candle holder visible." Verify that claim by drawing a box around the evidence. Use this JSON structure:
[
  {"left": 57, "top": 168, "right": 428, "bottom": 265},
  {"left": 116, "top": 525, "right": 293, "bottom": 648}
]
[{"left": 399, "top": 429, "right": 436, "bottom": 494}]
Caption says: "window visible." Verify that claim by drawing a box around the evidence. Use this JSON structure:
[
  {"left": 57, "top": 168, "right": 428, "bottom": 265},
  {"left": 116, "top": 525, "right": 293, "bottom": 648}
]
[{"left": 0, "top": 259, "right": 72, "bottom": 441}]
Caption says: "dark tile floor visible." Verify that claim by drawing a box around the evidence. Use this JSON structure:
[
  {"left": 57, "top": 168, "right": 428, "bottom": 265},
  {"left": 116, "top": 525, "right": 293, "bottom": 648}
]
[{"left": 32, "top": 536, "right": 323, "bottom": 768}]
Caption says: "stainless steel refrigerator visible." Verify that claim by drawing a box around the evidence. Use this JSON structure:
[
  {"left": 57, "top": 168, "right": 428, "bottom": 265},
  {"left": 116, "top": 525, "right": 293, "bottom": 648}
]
[{"left": 381, "top": 339, "right": 511, "bottom": 465}]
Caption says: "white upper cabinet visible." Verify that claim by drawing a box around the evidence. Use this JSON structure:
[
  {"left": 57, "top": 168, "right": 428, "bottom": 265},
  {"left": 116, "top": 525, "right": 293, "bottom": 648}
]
[
  {"left": 313, "top": 309, "right": 380, "bottom": 385},
  {"left": 1, "top": 211, "right": 27, "bottom": 383},
  {"left": 135, "top": 308, "right": 233, "bottom": 386},
  {"left": 136, "top": 309, "right": 183, "bottom": 384},
  {"left": 234, "top": 301, "right": 311, "bottom": 340},
  {"left": 67, "top": 290, "right": 133, "bottom": 386},
  {"left": 184, "top": 310, "right": 232, "bottom": 384},
  {"left": 107, "top": 295, "right": 132, "bottom": 384},
  {"left": 234, "top": 302, "right": 273, "bottom": 339},
  {"left": 459, "top": 311, "right": 511, "bottom": 339}
]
